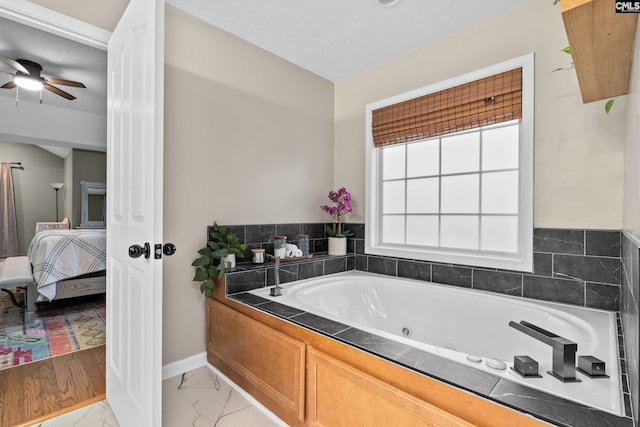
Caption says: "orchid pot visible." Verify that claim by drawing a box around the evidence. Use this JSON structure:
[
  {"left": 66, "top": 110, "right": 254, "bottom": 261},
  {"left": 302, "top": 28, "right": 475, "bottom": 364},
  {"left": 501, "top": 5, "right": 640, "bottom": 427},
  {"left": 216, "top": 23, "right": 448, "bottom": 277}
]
[{"left": 328, "top": 236, "right": 348, "bottom": 256}]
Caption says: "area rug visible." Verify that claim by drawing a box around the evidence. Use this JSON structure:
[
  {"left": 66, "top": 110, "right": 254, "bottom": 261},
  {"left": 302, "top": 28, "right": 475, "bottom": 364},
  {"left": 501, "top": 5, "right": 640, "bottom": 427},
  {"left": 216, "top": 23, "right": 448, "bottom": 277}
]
[{"left": 0, "top": 290, "right": 105, "bottom": 370}]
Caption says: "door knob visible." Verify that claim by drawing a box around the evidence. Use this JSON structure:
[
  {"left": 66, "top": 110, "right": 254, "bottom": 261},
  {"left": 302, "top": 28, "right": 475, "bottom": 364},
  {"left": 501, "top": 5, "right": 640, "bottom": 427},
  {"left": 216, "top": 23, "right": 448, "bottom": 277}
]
[
  {"left": 129, "top": 242, "right": 151, "bottom": 259},
  {"left": 154, "top": 243, "right": 177, "bottom": 259},
  {"left": 163, "top": 243, "right": 176, "bottom": 256}
]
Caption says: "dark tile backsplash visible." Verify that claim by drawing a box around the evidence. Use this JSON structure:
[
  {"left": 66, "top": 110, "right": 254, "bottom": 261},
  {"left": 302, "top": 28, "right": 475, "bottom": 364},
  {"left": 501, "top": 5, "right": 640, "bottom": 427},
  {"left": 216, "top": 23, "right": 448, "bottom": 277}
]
[
  {"left": 298, "top": 260, "right": 324, "bottom": 280},
  {"left": 533, "top": 228, "right": 584, "bottom": 255},
  {"left": 621, "top": 233, "right": 639, "bottom": 424},
  {"left": 226, "top": 269, "right": 267, "bottom": 294},
  {"left": 276, "top": 223, "right": 302, "bottom": 241},
  {"left": 216, "top": 223, "right": 624, "bottom": 312},
  {"left": 533, "top": 252, "right": 553, "bottom": 276},
  {"left": 397, "top": 260, "right": 431, "bottom": 282},
  {"left": 523, "top": 275, "right": 585, "bottom": 306},
  {"left": 473, "top": 269, "right": 522, "bottom": 296},
  {"left": 245, "top": 224, "right": 277, "bottom": 244},
  {"left": 553, "top": 254, "right": 621, "bottom": 285},
  {"left": 587, "top": 230, "right": 622, "bottom": 257},
  {"left": 432, "top": 264, "right": 472, "bottom": 289},
  {"left": 367, "top": 256, "right": 397, "bottom": 276},
  {"left": 586, "top": 282, "right": 622, "bottom": 312},
  {"left": 324, "top": 257, "right": 347, "bottom": 275}
]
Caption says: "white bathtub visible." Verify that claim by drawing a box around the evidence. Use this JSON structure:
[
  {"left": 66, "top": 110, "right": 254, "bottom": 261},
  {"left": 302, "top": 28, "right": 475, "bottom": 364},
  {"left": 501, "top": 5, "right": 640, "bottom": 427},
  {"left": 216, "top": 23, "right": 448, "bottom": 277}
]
[{"left": 249, "top": 270, "right": 623, "bottom": 416}]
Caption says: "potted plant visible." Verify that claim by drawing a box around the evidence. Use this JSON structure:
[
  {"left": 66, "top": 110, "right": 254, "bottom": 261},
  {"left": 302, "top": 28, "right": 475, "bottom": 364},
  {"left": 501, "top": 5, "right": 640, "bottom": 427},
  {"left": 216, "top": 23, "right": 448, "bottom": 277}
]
[
  {"left": 321, "top": 187, "right": 354, "bottom": 256},
  {"left": 192, "top": 222, "right": 247, "bottom": 297}
]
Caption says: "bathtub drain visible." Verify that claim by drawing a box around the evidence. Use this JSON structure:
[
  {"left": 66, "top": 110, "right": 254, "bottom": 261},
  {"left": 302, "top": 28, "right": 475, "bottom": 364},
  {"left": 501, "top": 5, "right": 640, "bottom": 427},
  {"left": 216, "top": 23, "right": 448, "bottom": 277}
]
[{"left": 401, "top": 326, "right": 412, "bottom": 337}]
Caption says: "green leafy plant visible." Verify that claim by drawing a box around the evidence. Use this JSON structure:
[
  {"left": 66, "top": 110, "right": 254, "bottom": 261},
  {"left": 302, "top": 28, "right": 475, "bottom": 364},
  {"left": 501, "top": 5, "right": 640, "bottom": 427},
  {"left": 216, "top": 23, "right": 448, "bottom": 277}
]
[
  {"left": 192, "top": 222, "right": 247, "bottom": 297},
  {"left": 604, "top": 99, "right": 616, "bottom": 114},
  {"left": 552, "top": 46, "right": 574, "bottom": 72}
]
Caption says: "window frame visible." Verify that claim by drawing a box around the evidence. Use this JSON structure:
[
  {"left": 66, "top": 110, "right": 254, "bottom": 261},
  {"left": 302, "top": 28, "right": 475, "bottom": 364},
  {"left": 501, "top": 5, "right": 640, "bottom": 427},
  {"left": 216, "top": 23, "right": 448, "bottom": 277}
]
[{"left": 365, "top": 53, "right": 534, "bottom": 272}]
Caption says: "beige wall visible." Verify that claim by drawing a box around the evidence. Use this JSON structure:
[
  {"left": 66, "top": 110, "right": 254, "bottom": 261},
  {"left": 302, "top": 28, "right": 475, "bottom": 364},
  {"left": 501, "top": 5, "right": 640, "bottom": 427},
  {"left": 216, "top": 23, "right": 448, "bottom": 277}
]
[
  {"left": 0, "top": 141, "right": 64, "bottom": 254},
  {"left": 334, "top": 0, "right": 625, "bottom": 229},
  {"left": 162, "top": 6, "right": 335, "bottom": 363},
  {"left": 624, "top": 22, "right": 640, "bottom": 242}
]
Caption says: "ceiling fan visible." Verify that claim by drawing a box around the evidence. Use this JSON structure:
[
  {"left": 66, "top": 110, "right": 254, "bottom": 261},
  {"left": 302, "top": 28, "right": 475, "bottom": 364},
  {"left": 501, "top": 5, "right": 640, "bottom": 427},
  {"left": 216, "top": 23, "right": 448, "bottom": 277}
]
[{"left": 0, "top": 57, "right": 85, "bottom": 101}]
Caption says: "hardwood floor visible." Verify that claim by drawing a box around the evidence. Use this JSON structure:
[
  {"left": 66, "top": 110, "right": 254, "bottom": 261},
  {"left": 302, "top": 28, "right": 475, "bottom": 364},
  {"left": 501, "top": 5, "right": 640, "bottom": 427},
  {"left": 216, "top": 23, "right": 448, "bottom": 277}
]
[{"left": 0, "top": 345, "right": 105, "bottom": 427}]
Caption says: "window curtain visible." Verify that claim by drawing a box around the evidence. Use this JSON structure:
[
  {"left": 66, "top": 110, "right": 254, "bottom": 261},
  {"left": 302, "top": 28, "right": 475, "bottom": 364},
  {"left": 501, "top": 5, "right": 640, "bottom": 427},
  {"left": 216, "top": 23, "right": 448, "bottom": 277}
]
[
  {"left": 372, "top": 68, "right": 522, "bottom": 147},
  {"left": 0, "top": 162, "right": 20, "bottom": 258}
]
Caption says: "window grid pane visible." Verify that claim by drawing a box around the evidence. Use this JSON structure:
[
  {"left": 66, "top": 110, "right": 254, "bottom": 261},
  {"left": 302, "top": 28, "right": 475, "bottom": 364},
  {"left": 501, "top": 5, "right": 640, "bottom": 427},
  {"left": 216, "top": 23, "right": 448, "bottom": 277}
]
[{"left": 380, "top": 121, "right": 520, "bottom": 254}]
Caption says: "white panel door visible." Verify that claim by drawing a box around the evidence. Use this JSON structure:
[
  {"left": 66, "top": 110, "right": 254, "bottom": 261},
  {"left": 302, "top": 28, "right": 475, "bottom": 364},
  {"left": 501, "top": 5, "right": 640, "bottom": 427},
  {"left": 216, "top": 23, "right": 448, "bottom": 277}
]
[{"left": 106, "top": 0, "right": 164, "bottom": 425}]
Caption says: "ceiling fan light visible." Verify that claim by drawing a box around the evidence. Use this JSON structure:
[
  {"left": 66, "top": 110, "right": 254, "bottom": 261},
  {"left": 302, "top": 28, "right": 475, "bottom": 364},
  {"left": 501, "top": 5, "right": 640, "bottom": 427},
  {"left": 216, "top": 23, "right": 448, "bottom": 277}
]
[
  {"left": 377, "top": 0, "right": 400, "bottom": 6},
  {"left": 14, "top": 75, "right": 44, "bottom": 91}
]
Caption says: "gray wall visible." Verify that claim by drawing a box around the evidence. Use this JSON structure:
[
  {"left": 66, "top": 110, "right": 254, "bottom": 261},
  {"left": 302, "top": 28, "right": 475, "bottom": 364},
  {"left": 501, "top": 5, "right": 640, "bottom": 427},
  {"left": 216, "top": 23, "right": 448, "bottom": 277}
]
[
  {"left": 0, "top": 141, "right": 64, "bottom": 255},
  {"left": 69, "top": 149, "right": 106, "bottom": 228}
]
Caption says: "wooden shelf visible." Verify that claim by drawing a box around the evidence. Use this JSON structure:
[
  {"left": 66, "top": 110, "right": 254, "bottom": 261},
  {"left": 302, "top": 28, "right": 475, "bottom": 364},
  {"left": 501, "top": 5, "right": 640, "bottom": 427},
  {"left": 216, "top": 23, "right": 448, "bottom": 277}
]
[{"left": 561, "top": 0, "right": 637, "bottom": 103}]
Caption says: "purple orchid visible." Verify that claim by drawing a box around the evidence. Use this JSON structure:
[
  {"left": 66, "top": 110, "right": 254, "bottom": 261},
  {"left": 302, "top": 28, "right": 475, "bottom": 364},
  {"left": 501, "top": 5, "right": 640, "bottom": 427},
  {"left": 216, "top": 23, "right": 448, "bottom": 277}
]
[{"left": 321, "top": 187, "right": 354, "bottom": 237}]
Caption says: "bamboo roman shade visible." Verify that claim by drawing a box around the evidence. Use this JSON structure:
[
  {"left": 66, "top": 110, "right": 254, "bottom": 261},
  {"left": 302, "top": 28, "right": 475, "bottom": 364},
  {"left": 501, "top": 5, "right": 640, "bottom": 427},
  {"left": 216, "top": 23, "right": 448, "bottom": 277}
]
[{"left": 372, "top": 68, "right": 522, "bottom": 147}]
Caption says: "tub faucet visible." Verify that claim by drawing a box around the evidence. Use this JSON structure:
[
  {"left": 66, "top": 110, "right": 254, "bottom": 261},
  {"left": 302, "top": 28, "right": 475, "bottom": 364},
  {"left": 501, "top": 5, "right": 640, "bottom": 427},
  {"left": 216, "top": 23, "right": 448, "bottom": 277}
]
[
  {"left": 509, "top": 320, "right": 580, "bottom": 382},
  {"left": 270, "top": 256, "right": 282, "bottom": 297}
]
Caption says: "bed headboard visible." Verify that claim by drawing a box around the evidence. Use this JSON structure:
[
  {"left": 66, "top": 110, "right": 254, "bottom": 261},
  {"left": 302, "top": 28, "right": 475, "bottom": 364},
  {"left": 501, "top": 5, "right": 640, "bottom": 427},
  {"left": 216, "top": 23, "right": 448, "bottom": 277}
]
[
  {"left": 80, "top": 181, "right": 106, "bottom": 228},
  {"left": 35, "top": 217, "right": 70, "bottom": 235}
]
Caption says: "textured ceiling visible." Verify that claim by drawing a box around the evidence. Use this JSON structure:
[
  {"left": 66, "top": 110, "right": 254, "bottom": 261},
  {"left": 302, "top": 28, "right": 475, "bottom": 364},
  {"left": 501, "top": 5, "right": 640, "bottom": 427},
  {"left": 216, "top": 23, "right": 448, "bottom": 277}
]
[
  {"left": 166, "top": 0, "right": 531, "bottom": 82},
  {"left": 0, "top": 15, "right": 106, "bottom": 114}
]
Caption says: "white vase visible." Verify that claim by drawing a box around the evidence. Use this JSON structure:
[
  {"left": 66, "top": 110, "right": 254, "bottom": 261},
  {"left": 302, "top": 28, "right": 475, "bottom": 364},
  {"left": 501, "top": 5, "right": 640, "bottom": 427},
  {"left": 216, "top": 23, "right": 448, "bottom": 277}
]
[
  {"left": 328, "top": 237, "right": 347, "bottom": 256},
  {"left": 221, "top": 253, "right": 236, "bottom": 268}
]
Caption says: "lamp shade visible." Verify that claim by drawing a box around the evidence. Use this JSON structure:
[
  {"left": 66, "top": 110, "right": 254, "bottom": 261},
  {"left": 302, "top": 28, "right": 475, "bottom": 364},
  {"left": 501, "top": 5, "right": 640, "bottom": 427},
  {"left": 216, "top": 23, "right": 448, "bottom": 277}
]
[{"left": 50, "top": 182, "right": 64, "bottom": 190}]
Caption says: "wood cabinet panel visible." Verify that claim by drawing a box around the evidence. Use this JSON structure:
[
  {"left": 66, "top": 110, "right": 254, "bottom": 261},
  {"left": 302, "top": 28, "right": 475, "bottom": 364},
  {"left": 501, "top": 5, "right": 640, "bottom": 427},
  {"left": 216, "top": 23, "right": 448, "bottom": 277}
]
[
  {"left": 307, "top": 347, "right": 474, "bottom": 427},
  {"left": 207, "top": 299, "right": 305, "bottom": 424}
]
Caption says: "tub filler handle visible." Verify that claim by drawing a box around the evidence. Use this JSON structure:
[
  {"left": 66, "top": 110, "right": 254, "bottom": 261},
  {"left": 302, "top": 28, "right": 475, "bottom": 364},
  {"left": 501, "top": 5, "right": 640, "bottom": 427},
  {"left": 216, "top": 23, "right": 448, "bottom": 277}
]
[{"left": 508, "top": 320, "right": 580, "bottom": 383}]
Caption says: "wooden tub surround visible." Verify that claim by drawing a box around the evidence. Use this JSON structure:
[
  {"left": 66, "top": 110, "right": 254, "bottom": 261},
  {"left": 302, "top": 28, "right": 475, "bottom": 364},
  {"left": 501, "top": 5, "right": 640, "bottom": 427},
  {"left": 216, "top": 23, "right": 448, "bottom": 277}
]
[{"left": 207, "top": 280, "right": 632, "bottom": 427}]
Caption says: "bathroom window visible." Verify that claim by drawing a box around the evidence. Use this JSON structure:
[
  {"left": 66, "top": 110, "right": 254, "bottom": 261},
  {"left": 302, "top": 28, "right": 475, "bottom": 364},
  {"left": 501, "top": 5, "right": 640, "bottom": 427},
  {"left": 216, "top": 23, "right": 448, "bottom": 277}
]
[{"left": 365, "top": 54, "right": 534, "bottom": 272}]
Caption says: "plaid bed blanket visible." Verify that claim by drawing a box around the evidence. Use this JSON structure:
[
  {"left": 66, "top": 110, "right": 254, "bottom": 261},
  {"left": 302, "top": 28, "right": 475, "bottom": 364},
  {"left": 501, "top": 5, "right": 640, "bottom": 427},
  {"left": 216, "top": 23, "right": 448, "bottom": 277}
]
[{"left": 27, "top": 229, "right": 106, "bottom": 300}]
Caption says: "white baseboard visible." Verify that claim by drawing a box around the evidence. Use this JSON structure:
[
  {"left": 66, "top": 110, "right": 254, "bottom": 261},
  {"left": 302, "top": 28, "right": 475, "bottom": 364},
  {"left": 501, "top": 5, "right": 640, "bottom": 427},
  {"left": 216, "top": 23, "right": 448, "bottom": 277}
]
[
  {"left": 205, "top": 362, "right": 288, "bottom": 427},
  {"left": 162, "top": 351, "right": 207, "bottom": 380}
]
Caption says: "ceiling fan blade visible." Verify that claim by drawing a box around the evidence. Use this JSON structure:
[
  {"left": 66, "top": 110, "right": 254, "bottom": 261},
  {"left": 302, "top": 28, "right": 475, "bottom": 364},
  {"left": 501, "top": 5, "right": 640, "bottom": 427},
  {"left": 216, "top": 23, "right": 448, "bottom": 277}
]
[
  {"left": 44, "top": 83, "right": 76, "bottom": 100},
  {"left": 44, "top": 77, "right": 86, "bottom": 88},
  {"left": 3, "top": 57, "right": 29, "bottom": 74},
  {"left": 1, "top": 81, "right": 16, "bottom": 89}
]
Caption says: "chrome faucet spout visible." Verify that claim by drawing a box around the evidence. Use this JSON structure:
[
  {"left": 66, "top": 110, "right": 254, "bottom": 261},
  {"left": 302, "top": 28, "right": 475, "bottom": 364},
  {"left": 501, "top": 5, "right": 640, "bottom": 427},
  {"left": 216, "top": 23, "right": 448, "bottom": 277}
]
[
  {"left": 509, "top": 320, "right": 579, "bottom": 382},
  {"left": 270, "top": 256, "right": 282, "bottom": 297}
]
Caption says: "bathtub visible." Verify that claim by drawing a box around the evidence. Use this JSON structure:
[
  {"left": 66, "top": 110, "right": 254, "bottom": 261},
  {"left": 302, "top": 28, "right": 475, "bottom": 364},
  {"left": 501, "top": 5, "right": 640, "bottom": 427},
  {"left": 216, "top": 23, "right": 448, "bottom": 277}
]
[{"left": 248, "top": 270, "right": 624, "bottom": 417}]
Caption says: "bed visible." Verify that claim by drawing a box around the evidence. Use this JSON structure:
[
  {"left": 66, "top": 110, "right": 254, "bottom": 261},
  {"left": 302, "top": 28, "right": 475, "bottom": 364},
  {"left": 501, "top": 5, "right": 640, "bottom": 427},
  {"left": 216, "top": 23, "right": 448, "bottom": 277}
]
[{"left": 25, "top": 227, "right": 106, "bottom": 312}]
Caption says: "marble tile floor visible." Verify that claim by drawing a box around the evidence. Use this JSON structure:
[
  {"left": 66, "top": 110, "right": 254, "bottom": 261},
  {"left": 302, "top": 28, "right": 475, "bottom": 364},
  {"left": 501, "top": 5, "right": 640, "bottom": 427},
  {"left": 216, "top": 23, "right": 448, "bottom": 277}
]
[{"left": 29, "top": 365, "right": 285, "bottom": 427}]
